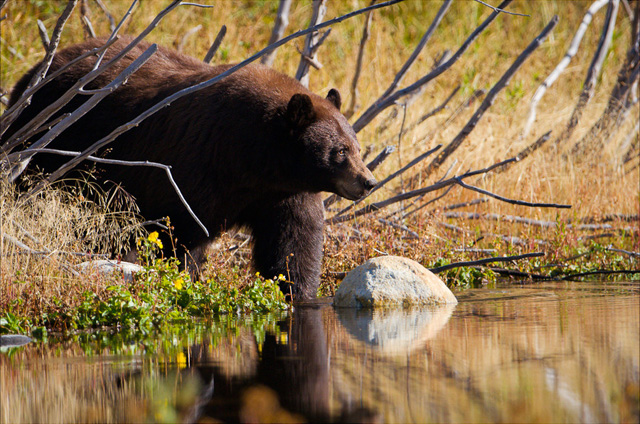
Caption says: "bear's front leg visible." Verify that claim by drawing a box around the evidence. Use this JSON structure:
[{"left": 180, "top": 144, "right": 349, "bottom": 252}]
[{"left": 249, "top": 192, "right": 324, "bottom": 301}]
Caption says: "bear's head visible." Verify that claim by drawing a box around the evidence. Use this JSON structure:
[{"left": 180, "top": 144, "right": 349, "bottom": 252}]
[{"left": 285, "top": 89, "right": 377, "bottom": 200}]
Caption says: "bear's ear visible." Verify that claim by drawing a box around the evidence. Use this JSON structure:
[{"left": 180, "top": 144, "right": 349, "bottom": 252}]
[
  {"left": 286, "top": 93, "right": 316, "bottom": 129},
  {"left": 326, "top": 88, "right": 341, "bottom": 110}
]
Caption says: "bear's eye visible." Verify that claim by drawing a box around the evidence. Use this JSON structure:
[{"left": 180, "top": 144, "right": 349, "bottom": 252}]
[{"left": 338, "top": 148, "right": 347, "bottom": 157}]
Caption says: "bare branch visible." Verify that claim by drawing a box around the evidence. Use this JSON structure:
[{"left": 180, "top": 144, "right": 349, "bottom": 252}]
[
  {"left": 344, "top": 0, "right": 376, "bottom": 119},
  {"left": 0, "top": 0, "right": 78, "bottom": 138},
  {"left": 179, "top": 2, "right": 214, "bottom": 8},
  {"left": 493, "top": 130, "right": 552, "bottom": 174},
  {"left": 521, "top": 0, "right": 609, "bottom": 140},
  {"left": 377, "top": 218, "right": 419, "bottom": 239},
  {"left": 454, "top": 178, "right": 571, "bottom": 209},
  {"left": 261, "top": 0, "right": 292, "bottom": 66},
  {"left": 430, "top": 252, "right": 544, "bottom": 273},
  {"left": 379, "top": 0, "right": 452, "bottom": 101},
  {"left": 94, "top": 0, "right": 117, "bottom": 31},
  {"left": 352, "top": 0, "right": 513, "bottom": 133},
  {"left": 332, "top": 144, "right": 442, "bottom": 218},
  {"left": 203, "top": 25, "right": 226, "bottom": 64},
  {"left": 327, "top": 157, "right": 517, "bottom": 224},
  {"left": 473, "top": 0, "right": 530, "bottom": 17},
  {"left": 422, "top": 15, "right": 558, "bottom": 177},
  {"left": 558, "top": 0, "right": 620, "bottom": 149},
  {"left": 4, "top": 44, "right": 158, "bottom": 182},
  {"left": 177, "top": 24, "right": 202, "bottom": 52},
  {"left": 2, "top": 0, "right": 177, "bottom": 154},
  {"left": 295, "top": 0, "right": 328, "bottom": 87},
  {"left": 36, "top": 19, "right": 50, "bottom": 51}
]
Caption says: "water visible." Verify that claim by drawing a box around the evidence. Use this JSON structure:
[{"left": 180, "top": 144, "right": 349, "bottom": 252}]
[{"left": 1, "top": 281, "right": 638, "bottom": 423}]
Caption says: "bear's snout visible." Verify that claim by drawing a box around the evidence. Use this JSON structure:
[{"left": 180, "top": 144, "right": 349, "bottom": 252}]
[{"left": 364, "top": 178, "right": 377, "bottom": 191}]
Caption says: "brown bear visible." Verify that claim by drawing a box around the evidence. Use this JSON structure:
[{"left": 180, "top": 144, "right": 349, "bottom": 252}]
[{"left": 3, "top": 36, "right": 377, "bottom": 300}]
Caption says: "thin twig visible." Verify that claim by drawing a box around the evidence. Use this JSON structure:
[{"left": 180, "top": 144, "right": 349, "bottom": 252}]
[
  {"left": 94, "top": 0, "right": 116, "bottom": 31},
  {"left": 454, "top": 178, "right": 571, "bottom": 209},
  {"left": 36, "top": 19, "right": 50, "bottom": 50},
  {"left": 430, "top": 252, "right": 544, "bottom": 273},
  {"left": 561, "top": 0, "right": 620, "bottom": 150},
  {"left": 203, "top": 25, "right": 226, "bottom": 64},
  {"left": 177, "top": 24, "right": 202, "bottom": 52},
  {"left": 378, "top": 0, "right": 452, "bottom": 100},
  {"left": 332, "top": 144, "right": 442, "bottom": 218},
  {"left": 328, "top": 157, "right": 517, "bottom": 224},
  {"left": 473, "top": 0, "right": 530, "bottom": 17}
]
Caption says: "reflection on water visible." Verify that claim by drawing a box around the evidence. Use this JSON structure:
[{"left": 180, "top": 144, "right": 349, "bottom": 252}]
[{"left": 1, "top": 282, "right": 638, "bottom": 423}]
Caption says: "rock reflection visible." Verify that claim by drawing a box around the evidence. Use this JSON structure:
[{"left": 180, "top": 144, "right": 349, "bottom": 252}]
[{"left": 335, "top": 304, "right": 455, "bottom": 355}]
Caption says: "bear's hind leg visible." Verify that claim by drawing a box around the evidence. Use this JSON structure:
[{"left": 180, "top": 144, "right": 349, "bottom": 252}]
[{"left": 249, "top": 193, "right": 324, "bottom": 301}]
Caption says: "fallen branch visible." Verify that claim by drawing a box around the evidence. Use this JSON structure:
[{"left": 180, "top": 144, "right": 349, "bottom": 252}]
[
  {"left": 328, "top": 157, "right": 538, "bottom": 224},
  {"left": 36, "top": 19, "right": 50, "bottom": 50},
  {"left": 430, "top": 252, "right": 544, "bottom": 273},
  {"left": 177, "top": 24, "right": 202, "bottom": 52},
  {"left": 561, "top": 269, "right": 640, "bottom": 280},
  {"left": 377, "top": 218, "right": 419, "bottom": 239},
  {"left": 95, "top": 0, "right": 117, "bottom": 32},
  {"left": 606, "top": 247, "right": 640, "bottom": 258},
  {"left": 494, "top": 130, "right": 552, "bottom": 174}
]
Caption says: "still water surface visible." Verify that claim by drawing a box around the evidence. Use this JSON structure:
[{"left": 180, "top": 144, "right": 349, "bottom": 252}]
[{"left": 1, "top": 281, "right": 638, "bottom": 423}]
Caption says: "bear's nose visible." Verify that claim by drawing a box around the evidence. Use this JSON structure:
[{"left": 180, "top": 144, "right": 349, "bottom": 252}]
[{"left": 364, "top": 178, "right": 377, "bottom": 191}]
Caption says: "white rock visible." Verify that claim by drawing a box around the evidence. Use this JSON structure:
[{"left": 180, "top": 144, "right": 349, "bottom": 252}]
[
  {"left": 77, "top": 259, "right": 143, "bottom": 282},
  {"left": 333, "top": 256, "right": 457, "bottom": 308}
]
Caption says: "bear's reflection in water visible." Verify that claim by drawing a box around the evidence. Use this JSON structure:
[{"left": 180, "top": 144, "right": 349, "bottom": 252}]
[{"left": 184, "top": 302, "right": 453, "bottom": 423}]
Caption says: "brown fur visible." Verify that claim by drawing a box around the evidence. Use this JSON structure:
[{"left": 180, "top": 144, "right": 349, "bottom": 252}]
[{"left": 5, "top": 36, "right": 376, "bottom": 300}]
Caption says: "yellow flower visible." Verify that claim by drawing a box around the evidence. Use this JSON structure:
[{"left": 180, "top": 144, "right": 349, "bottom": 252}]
[
  {"left": 174, "top": 278, "right": 184, "bottom": 290},
  {"left": 148, "top": 231, "right": 163, "bottom": 249}
]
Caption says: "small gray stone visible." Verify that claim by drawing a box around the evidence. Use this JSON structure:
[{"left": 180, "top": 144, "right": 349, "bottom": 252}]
[
  {"left": 77, "top": 259, "right": 143, "bottom": 282},
  {"left": 333, "top": 256, "right": 457, "bottom": 308},
  {"left": 0, "top": 334, "right": 32, "bottom": 348}
]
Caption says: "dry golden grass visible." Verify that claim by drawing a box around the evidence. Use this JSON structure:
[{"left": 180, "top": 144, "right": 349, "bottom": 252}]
[{"left": 0, "top": 0, "right": 638, "bottom": 320}]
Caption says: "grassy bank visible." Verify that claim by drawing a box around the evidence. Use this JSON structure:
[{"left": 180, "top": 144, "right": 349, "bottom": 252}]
[{"left": 1, "top": 0, "right": 638, "bottom": 334}]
